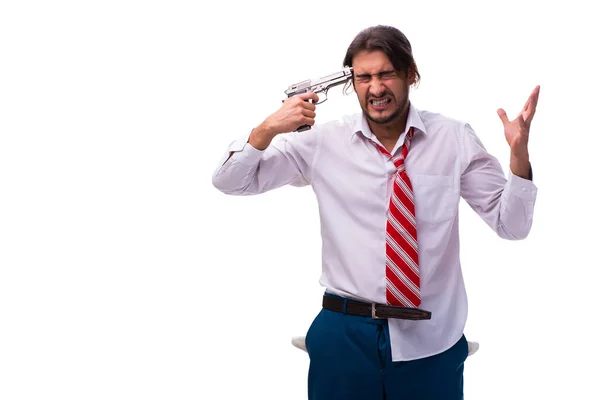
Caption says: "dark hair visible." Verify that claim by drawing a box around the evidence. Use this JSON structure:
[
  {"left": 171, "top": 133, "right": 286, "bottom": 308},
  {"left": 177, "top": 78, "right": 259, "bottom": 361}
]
[{"left": 342, "top": 25, "right": 420, "bottom": 92}]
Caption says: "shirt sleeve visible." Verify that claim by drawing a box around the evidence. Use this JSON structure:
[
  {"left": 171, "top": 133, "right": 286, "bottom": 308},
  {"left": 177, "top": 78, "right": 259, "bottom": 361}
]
[
  {"left": 211, "top": 128, "right": 319, "bottom": 196},
  {"left": 459, "top": 123, "right": 538, "bottom": 240}
]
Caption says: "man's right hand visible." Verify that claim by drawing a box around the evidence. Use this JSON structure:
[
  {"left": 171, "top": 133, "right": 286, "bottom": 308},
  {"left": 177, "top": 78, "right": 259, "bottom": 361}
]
[{"left": 249, "top": 92, "right": 319, "bottom": 150}]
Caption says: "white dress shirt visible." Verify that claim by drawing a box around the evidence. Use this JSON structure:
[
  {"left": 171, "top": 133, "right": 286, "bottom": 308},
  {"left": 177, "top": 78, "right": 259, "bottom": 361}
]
[{"left": 212, "top": 102, "right": 538, "bottom": 361}]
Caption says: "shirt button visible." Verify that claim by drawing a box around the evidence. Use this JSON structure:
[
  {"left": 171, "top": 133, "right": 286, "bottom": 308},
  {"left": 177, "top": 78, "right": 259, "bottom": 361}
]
[{"left": 521, "top": 186, "right": 527, "bottom": 192}]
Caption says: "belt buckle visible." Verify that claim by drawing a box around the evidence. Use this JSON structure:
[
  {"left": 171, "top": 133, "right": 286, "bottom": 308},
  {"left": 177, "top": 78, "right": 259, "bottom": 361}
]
[{"left": 371, "top": 303, "right": 381, "bottom": 319}]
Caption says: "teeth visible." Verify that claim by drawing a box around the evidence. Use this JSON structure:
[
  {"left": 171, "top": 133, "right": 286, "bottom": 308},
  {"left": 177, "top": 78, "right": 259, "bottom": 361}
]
[{"left": 371, "top": 99, "right": 389, "bottom": 106}]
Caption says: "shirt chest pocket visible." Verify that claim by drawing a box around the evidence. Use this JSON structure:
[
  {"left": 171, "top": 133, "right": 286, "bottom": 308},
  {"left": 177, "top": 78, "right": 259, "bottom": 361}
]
[{"left": 410, "top": 174, "right": 458, "bottom": 224}]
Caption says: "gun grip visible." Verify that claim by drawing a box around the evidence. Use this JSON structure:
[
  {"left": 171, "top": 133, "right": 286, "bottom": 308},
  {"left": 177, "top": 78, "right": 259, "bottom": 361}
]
[
  {"left": 287, "top": 89, "right": 313, "bottom": 132},
  {"left": 295, "top": 124, "right": 311, "bottom": 132}
]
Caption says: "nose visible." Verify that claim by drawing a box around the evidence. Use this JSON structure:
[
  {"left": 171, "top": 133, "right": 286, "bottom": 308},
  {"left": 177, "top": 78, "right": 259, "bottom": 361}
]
[{"left": 369, "top": 78, "right": 386, "bottom": 98}]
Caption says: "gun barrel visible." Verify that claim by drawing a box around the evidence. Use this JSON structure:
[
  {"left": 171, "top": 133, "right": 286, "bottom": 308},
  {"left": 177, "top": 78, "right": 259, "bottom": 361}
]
[
  {"left": 318, "top": 70, "right": 349, "bottom": 81},
  {"left": 285, "top": 67, "right": 353, "bottom": 97}
]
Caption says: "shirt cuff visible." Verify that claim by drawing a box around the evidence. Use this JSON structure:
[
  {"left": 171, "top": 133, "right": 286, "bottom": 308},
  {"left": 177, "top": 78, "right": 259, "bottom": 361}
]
[
  {"left": 506, "top": 168, "right": 538, "bottom": 200},
  {"left": 226, "top": 130, "right": 265, "bottom": 166}
]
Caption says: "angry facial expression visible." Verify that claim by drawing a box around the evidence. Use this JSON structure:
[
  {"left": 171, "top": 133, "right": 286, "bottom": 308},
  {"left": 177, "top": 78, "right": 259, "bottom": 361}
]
[{"left": 352, "top": 50, "right": 415, "bottom": 126}]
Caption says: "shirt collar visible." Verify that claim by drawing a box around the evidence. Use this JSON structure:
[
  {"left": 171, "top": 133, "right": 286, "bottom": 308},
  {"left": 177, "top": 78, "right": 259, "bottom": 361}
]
[{"left": 352, "top": 101, "right": 427, "bottom": 140}]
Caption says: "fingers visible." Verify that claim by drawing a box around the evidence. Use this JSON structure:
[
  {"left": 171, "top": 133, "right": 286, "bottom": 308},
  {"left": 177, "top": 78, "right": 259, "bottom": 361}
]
[
  {"left": 521, "top": 96, "right": 532, "bottom": 115},
  {"left": 286, "top": 93, "right": 317, "bottom": 110},
  {"left": 302, "top": 116, "right": 316, "bottom": 127},
  {"left": 302, "top": 108, "right": 316, "bottom": 119},
  {"left": 301, "top": 99, "right": 317, "bottom": 111},
  {"left": 523, "top": 85, "right": 540, "bottom": 124},
  {"left": 531, "top": 85, "right": 540, "bottom": 103},
  {"left": 298, "top": 91, "right": 320, "bottom": 104},
  {"left": 276, "top": 92, "right": 320, "bottom": 132},
  {"left": 498, "top": 85, "right": 540, "bottom": 132},
  {"left": 497, "top": 108, "right": 509, "bottom": 126},
  {"left": 529, "top": 85, "right": 540, "bottom": 113},
  {"left": 299, "top": 107, "right": 316, "bottom": 128},
  {"left": 523, "top": 88, "right": 535, "bottom": 110},
  {"left": 286, "top": 95, "right": 317, "bottom": 130},
  {"left": 289, "top": 94, "right": 317, "bottom": 112}
]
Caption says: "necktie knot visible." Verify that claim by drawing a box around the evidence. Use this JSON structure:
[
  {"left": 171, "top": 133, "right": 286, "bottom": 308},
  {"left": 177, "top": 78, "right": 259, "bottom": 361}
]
[
  {"left": 392, "top": 157, "right": 405, "bottom": 170},
  {"left": 369, "top": 128, "right": 415, "bottom": 173}
]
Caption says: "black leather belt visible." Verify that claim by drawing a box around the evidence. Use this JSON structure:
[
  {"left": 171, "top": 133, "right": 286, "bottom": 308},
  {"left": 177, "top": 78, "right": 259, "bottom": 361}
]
[{"left": 322, "top": 295, "right": 431, "bottom": 320}]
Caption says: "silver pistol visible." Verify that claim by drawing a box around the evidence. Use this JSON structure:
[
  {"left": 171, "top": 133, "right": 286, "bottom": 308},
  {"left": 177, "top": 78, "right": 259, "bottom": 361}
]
[{"left": 284, "top": 66, "right": 353, "bottom": 132}]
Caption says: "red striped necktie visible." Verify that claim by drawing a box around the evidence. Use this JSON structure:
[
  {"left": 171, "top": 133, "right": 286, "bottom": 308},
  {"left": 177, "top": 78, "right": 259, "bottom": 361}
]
[{"left": 368, "top": 128, "right": 420, "bottom": 308}]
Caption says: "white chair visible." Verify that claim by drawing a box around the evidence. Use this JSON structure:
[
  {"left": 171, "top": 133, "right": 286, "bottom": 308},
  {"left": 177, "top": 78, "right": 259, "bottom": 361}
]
[{"left": 291, "top": 335, "right": 479, "bottom": 356}]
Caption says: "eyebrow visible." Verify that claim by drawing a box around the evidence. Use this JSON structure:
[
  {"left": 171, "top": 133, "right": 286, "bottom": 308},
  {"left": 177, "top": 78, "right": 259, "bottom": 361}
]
[{"left": 354, "top": 70, "right": 397, "bottom": 78}]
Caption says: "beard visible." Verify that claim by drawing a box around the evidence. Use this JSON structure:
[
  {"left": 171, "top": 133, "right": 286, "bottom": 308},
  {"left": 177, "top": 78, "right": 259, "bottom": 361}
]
[{"left": 362, "top": 88, "right": 409, "bottom": 126}]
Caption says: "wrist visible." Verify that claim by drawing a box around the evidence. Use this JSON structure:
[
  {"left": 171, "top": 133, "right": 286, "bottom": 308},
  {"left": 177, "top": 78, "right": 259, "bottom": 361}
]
[
  {"left": 510, "top": 152, "right": 531, "bottom": 180},
  {"left": 248, "top": 123, "right": 277, "bottom": 150}
]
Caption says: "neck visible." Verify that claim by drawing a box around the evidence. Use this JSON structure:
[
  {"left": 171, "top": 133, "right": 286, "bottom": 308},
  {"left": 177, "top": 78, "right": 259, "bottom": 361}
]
[{"left": 368, "top": 103, "right": 410, "bottom": 153}]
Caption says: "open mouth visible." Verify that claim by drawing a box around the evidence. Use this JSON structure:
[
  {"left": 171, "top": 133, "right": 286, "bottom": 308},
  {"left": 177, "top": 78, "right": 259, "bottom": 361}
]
[{"left": 369, "top": 98, "right": 391, "bottom": 110}]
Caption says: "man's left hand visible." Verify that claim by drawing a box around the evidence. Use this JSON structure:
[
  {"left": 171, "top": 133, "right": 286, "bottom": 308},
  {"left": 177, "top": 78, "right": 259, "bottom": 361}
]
[{"left": 497, "top": 85, "right": 540, "bottom": 178}]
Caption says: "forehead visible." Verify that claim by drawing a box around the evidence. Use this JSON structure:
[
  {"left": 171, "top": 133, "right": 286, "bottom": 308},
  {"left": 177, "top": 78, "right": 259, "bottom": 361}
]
[{"left": 352, "top": 50, "right": 394, "bottom": 73}]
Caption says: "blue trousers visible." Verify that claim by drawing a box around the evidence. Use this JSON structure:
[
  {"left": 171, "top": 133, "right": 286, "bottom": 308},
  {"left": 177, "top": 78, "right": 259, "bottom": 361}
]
[{"left": 305, "top": 294, "right": 468, "bottom": 400}]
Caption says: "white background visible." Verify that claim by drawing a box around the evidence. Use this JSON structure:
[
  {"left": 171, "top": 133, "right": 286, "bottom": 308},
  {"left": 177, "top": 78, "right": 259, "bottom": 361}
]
[{"left": 1, "top": 1, "right": 599, "bottom": 399}]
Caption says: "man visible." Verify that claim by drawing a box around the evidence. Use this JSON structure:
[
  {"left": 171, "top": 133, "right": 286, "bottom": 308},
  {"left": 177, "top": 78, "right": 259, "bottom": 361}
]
[{"left": 212, "top": 25, "right": 539, "bottom": 400}]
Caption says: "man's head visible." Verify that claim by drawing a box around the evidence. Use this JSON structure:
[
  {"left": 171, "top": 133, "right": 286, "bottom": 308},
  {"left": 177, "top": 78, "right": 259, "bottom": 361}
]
[{"left": 343, "top": 25, "right": 420, "bottom": 127}]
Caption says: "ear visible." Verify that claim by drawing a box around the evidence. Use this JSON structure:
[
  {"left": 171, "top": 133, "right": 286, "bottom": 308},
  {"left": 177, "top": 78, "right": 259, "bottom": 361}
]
[
  {"left": 343, "top": 80, "right": 354, "bottom": 96},
  {"left": 408, "top": 67, "right": 417, "bottom": 86}
]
